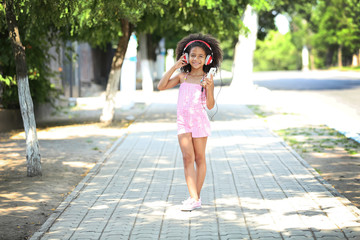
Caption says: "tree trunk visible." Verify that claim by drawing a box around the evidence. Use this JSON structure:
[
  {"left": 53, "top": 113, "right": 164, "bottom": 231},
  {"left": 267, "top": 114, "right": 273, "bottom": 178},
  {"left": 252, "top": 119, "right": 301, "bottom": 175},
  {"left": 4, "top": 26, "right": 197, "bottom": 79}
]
[
  {"left": 352, "top": 53, "right": 359, "bottom": 67},
  {"left": 4, "top": 0, "right": 41, "bottom": 176},
  {"left": 231, "top": 4, "right": 258, "bottom": 90},
  {"left": 139, "top": 33, "right": 154, "bottom": 93},
  {"left": 338, "top": 45, "right": 342, "bottom": 68},
  {"left": 100, "top": 19, "right": 133, "bottom": 123},
  {"left": 309, "top": 48, "right": 316, "bottom": 70},
  {"left": 352, "top": 49, "right": 360, "bottom": 67}
]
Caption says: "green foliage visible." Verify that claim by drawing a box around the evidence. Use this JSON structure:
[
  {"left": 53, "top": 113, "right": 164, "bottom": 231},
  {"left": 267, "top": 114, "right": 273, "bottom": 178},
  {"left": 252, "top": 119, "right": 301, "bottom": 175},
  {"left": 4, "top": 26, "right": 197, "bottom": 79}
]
[
  {"left": 312, "top": 0, "right": 359, "bottom": 49},
  {"left": 310, "top": 0, "right": 360, "bottom": 67},
  {"left": 256, "top": 0, "right": 316, "bottom": 40},
  {"left": 0, "top": 0, "right": 75, "bottom": 109},
  {"left": 254, "top": 30, "right": 298, "bottom": 71},
  {"left": 137, "top": 0, "right": 255, "bottom": 49},
  {"left": 71, "top": 0, "right": 168, "bottom": 48},
  {"left": 257, "top": 0, "right": 360, "bottom": 69}
]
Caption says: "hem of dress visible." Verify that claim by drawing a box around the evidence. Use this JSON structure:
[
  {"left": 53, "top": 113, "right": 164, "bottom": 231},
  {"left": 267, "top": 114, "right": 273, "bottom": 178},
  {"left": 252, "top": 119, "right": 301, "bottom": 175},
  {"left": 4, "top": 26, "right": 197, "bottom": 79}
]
[{"left": 177, "top": 131, "right": 211, "bottom": 138}]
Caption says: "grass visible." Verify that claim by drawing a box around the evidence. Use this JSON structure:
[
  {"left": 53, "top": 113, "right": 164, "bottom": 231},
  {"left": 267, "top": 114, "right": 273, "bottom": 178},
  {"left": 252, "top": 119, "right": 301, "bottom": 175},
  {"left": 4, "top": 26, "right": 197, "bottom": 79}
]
[
  {"left": 329, "top": 66, "right": 360, "bottom": 72},
  {"left": 248, "top": 104, "right": 360, "bottom": 159},
  {"left": 247, "top": 105, "right": 271, "bottom": 118},
  {"left": 275, "top": 125, "right": 360, "bottom": 155}
]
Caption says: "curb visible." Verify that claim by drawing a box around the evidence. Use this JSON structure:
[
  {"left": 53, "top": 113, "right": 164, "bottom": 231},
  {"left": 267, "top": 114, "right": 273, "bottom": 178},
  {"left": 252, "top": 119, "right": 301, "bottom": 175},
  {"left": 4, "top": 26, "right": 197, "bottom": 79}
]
[
  {"left": 247, "top": 105, "right": 360, "bottom": 220},
  {"left": 280, "top": 137, "right": 360, "bottom": 218},
  {"left": 30, "top": 104, "right": 152, "bottom": 240},
  {"left": 30, "top": 129, "right": 129, "bottom": 240}
]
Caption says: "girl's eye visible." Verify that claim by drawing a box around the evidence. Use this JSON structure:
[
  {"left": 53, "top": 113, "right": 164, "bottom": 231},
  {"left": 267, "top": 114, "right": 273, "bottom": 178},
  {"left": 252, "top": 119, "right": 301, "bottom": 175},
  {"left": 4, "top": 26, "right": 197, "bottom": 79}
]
[{"left": 191, "top": 55, "right": 204, "bottom": 58}]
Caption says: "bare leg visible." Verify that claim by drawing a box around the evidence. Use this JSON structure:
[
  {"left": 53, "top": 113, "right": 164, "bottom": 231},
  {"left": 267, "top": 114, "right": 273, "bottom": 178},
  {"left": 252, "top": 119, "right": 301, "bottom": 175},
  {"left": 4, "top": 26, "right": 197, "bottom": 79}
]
[
  {"left": 193, "top": 137, "right": 207, "bottom": 198},
  {"left": 178, "top": 133, "right": 199, "bottom": 201}
]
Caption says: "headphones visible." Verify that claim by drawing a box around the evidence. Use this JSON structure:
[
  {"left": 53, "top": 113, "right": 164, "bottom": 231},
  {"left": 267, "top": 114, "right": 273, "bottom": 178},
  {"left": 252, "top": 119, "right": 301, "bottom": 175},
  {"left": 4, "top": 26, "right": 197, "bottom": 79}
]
[{"left": 183, "top": 40, "right": 213, "bottom": 65}]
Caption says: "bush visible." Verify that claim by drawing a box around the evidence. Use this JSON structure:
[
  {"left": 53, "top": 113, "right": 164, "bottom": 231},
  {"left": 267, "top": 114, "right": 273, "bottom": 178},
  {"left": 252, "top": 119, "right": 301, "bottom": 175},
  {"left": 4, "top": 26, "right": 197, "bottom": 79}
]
[{"left": 254, "top": 30, "right": 299, "bottom": 71}]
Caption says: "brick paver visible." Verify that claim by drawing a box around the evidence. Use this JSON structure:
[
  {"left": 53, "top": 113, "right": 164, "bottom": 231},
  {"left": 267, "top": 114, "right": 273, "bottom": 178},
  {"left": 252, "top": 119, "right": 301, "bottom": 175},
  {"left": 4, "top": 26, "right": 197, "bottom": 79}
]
[{"left": 31, "top": 101, "right": 360, "bottom": 240}]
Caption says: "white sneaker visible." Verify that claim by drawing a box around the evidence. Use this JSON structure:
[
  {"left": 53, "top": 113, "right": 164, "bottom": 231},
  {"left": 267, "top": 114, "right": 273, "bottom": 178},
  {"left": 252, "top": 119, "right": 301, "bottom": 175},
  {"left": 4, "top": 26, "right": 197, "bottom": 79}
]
[{"left": 181, "top": 197, "right": 201, "bottom": 211}]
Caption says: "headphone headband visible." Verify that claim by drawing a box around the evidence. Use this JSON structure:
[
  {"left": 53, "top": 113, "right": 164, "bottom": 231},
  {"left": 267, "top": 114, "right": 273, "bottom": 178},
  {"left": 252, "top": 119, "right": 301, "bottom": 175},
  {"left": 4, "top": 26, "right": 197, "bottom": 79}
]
[
  {"left": 182, "top": 39, "right": 213, "bottom": 66},
  {"left": 183, "top": 40, "right": 212, "bottom": 52}
]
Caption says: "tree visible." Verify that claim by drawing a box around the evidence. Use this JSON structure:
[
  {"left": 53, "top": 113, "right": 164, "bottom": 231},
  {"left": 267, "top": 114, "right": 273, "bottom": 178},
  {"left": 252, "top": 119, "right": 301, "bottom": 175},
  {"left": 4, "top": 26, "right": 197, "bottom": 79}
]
[
  {"left": 77, "top": 0, "right": 252, "bottom": 123},
  {"left": 1, "top": 0, "right": 77, "bottom": 175},
  {"left": 311, "top": 0, "right": 360, "bottom": 67},
  {"left": 100, "top": 19, "right": 134, "bottom": 123},
  {"left": 135, "top": 0, "right": 255, "bottom": 93},
  {"left": 251, "top": 0, "right": 332, "bottom": 71},
  {"left": 68, "top": 0, "right": 168, "bottom": 124},
  {"left": 0, "top": 0, "right": 74, "bottom": 109},
  {"left": 3, "top": 0, "right": 41, "bottom": 176},
  {"left": 254, "top": 30, "right": 298, "bottom": 71},
  {"left": 137, "top": 0, "right": 252, "bottom": 47}
]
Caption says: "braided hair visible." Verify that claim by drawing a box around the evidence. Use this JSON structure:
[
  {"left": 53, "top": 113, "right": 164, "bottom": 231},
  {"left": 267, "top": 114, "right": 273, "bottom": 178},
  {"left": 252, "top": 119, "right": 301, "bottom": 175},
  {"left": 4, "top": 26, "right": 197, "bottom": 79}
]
[{"left": 175, "top": 33, "right": 223, "bottom": 73}]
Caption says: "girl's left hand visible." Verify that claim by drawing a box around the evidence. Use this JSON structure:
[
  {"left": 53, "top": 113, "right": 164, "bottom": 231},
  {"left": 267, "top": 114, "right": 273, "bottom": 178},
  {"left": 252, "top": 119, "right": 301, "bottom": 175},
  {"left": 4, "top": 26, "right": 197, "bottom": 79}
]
[{"left": 203, "top": 74, "right": 214, "bottom": 91}]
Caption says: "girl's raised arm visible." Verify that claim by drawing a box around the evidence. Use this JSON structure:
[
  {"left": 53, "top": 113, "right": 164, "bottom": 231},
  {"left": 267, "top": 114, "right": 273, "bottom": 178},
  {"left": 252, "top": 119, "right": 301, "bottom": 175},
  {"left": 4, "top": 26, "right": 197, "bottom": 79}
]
[
  {"left": 204, "top": 74, "right": 215, "bottom": 110},
  {"left": 157, "top": 55, "right": 187, "bottom": 91}
]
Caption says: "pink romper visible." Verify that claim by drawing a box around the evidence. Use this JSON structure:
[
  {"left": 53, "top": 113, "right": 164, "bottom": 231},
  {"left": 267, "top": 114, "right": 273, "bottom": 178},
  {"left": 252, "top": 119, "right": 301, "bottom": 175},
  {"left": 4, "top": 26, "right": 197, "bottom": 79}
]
[{"left": 177, "top": 75, "right": 211, "bottom": 138}]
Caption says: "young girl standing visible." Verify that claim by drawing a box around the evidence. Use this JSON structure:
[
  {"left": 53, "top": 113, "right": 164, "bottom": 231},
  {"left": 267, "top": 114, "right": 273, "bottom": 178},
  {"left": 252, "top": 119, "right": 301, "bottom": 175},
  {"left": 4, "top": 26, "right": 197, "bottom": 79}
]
[{"left": 157, "top": 33, "right": 223, "bottom": 211}]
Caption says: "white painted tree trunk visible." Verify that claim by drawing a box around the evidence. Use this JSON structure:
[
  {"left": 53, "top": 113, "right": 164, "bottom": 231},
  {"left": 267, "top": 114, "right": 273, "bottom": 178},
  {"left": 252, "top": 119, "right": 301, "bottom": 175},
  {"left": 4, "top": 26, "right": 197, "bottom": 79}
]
[
  {"left": 4, "top": 0, "right": 41, "bottom": 176},
  {"left": 139, "top": 33, "right": 154, "bottom": 93},
  {"left": 18, "top": 76, "right": 42, "bottom": 176},
  {"left": 156, "top": 38, "right": 166, "bottom": 79},
  {"left": 302, "top": 46, "right": 309, "bottom": 71},
  {"left": 166, "top": 49, "right": 175, "bottom": 72},
  {"left": 351, "top": 53, "right": 359, "bottom": 67},
  {"left": 231, "top": 5, "right": 258, "bottom": 90},
  {"left": 100, "top": 68, "right": 121, "bottom": 123},
  {"left": 120, "top": 33, "right": 137, "bottom": 109},
  {"left": 141, "top": 60, "right": 153, "bottom": 92}
]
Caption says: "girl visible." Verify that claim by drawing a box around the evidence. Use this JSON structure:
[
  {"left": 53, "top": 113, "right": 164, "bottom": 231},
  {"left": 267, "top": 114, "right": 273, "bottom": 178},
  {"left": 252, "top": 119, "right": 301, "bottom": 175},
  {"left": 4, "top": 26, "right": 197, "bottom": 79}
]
[{"left": 157, "top": 33, "right": 223, "bottom": 211}]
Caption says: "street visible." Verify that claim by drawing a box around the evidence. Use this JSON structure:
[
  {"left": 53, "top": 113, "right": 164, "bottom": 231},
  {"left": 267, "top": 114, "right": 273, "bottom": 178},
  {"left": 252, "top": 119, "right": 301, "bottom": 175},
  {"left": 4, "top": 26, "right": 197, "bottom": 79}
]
[{"left": 252, "top": 70, "right": 360, "bottom": 142}]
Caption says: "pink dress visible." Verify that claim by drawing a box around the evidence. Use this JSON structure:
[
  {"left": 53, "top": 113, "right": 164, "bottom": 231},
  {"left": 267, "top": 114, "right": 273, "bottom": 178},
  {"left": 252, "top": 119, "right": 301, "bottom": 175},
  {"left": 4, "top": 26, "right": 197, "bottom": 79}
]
[{"left": 177, "top": 76, "right": 211, "bottom": 138}]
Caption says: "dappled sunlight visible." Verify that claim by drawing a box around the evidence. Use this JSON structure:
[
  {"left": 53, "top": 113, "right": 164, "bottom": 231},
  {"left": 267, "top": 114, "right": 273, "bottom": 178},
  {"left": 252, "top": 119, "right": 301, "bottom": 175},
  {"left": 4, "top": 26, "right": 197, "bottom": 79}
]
[
  {"left": 164, "top": 204, "right": 203, "bottom": 220},
  {"left": 0, "top": 120, "right": 130, "bottom": 239},
  {"left": 0, "top": 142, "right": 24, "bottom": 152},
  {"left": 25, "top": 96, "right": 360, "bottom": 240},
  {"left": 63, "top": 161, "right": 95, "bottom": 169},
  {"left": 0, "top": 205, "right": 38, "bottom": 214},
  {"left": 0, "top": 191, "right": 51, "bottom": 215},
  {"left": 10, "top": 123, "right": 127, "bottom": 141},
  {"left": 0, "top": 192, "right": 48, "bottom": 204},
  {"left": 213, "top": 194, "right": 360, "bottom": 232},
  {"left": 221, "top": 210, "right": 238, "bottom": 221},
  {"left": 0, "top": 140, "right": 26, "bottom": 172},
  {"left": 91, "top": 204, "right": 110, "bottom": 210}
]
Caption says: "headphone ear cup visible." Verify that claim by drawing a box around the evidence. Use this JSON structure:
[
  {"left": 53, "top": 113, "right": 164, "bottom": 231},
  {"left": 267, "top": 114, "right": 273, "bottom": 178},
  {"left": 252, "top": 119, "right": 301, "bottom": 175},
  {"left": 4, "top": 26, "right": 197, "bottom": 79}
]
[
  {"left": 184, "top": 53, "right": 189, "bottom": 64},
  {"left": 205, "top": 55, "right": 213, "bottom": 65}
]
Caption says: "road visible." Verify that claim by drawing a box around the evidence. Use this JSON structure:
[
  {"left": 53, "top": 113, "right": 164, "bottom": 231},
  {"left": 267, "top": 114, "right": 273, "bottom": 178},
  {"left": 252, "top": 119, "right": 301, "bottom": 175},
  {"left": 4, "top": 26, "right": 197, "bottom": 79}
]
[{"left": 251, "top": 70, "right": 360, "bottom": 142}]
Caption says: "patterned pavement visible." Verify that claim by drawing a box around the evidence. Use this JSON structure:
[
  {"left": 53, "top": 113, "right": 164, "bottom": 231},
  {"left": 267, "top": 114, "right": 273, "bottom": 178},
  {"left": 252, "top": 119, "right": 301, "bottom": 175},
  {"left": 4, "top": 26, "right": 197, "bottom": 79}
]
[{"left": 31, "top": 100, "right": 360, "bottom": 240}]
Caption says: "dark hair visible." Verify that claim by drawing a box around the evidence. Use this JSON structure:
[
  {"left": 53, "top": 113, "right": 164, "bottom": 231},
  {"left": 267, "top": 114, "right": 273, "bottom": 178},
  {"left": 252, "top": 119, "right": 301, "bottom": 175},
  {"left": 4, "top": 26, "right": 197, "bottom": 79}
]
[{"left": 175, "top": 33, "right": 223, "bottom": 73}]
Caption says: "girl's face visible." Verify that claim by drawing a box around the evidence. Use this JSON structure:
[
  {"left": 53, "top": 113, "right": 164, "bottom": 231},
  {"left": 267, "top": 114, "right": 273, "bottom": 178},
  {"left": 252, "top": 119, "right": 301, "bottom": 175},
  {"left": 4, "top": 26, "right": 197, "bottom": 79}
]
[{"left": 188, "top": 47, "right": 206, "bottom": 70}]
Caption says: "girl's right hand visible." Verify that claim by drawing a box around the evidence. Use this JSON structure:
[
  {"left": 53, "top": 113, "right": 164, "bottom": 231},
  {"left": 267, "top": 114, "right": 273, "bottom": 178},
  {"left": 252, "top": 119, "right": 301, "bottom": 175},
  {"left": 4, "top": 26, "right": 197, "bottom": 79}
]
[{"left": 174, "top": 54, "right": 188, "bottom": 69}]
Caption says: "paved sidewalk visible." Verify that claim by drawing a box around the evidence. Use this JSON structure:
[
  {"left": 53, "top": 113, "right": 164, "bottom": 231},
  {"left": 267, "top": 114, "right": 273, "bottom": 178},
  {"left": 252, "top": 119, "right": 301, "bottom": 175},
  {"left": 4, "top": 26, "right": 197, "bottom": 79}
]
[{"left": 31, "top": 99, "right": 360, "bottom": 239}]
